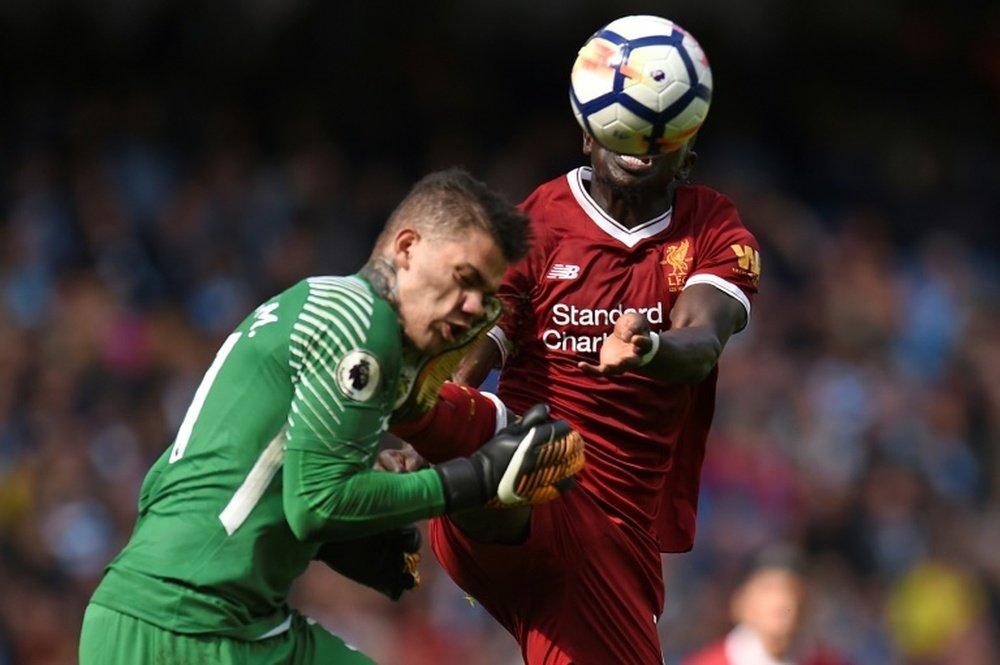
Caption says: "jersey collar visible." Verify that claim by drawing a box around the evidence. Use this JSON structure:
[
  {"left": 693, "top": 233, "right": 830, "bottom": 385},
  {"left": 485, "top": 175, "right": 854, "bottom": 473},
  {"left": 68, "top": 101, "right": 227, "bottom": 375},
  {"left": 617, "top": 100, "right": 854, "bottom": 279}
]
[{"left": 567, "top": 167, "right": 673, "bottom": 248}]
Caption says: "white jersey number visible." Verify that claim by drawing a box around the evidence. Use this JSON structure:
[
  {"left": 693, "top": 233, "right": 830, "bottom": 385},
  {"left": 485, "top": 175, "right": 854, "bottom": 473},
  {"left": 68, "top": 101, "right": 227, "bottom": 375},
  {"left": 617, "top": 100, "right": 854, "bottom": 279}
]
[{"left": 169, "top": 332, "right": 242, "bottom": 463}]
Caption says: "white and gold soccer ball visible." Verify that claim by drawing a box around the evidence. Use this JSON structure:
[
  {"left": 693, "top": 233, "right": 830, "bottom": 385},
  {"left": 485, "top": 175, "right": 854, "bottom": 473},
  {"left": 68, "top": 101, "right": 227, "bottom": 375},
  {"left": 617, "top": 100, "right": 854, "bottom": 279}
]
[{"left": 570, "top": 15, "right": 713, "bottom": 155}]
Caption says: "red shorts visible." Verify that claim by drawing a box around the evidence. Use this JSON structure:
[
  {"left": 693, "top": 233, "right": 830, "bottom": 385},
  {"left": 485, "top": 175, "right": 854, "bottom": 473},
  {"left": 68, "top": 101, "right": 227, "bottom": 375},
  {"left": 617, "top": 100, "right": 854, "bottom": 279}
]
[{"left": 429, "top": 488, "right": 666, "bottom": 665}]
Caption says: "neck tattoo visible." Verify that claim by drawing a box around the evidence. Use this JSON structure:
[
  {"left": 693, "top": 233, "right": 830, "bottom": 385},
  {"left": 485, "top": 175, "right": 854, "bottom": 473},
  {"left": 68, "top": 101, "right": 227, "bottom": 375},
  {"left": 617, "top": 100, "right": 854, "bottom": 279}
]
[{"left": 361, "top": 257, "right": 400, "bottom": 307}]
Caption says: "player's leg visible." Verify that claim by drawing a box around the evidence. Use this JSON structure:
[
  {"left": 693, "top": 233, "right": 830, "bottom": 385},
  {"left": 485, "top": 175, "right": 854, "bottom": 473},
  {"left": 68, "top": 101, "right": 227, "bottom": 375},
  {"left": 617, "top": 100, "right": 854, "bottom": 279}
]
[
  {"left": 430, "top": 490, "right": 666, "bottom": 665},
  {"left": 79, "top": 604, "right": 257, "bottom": 665},
  {"left": 79, "top": 604, "right": 156, "bottom": 665},
  {"left": 81, "top": 604, "right": 375, "bottom": 665},
  {"left": 172, "top": 612, "right": 375, "bottom": 664},
  {"left": 447, "top": 504, "right": 531, "bottom": 543}
]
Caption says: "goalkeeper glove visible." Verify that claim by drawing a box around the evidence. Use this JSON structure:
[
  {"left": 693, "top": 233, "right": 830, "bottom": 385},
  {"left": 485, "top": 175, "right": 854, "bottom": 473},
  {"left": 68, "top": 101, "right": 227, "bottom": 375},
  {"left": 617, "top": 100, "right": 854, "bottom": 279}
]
[
  {"left": 315, "top": 525, "right": 422, "bottom": 601},
  {"left": 434, "top": 404, "right": 584, "bottom": 511}
]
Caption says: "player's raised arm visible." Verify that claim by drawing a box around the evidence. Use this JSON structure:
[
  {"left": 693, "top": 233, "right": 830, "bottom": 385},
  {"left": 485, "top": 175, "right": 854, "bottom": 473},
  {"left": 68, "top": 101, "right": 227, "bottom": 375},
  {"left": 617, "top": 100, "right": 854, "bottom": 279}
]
[
  {"left": 451, "top": 336, "right": 502, "bottom": 388},
  {"left": 578, "top": 283, "right": 746, "bottom": 381},
  {"left": 284, "top": 399, "right": 583, "bottom": 542}
]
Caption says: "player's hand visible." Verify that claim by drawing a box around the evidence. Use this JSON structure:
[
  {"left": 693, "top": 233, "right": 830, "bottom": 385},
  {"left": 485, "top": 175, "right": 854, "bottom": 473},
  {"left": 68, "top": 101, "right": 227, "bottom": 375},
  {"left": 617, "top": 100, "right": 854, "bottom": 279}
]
[
  {"left": 433, "top": 404, "right": 585, "bottom": 511},
  {"left": 315, "top": 525, "right": 422, "bottom": 601},
  {"left": 375, "top": 442, "right": 429, "bottom": 472},
  {"left": 578, "top": 311, "right": 656, "bottom": 377}
]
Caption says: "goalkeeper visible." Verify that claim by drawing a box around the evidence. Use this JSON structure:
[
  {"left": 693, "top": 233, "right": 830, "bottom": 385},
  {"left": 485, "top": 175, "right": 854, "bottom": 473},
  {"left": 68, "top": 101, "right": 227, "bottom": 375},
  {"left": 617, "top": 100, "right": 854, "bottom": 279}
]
[{"left": 78, "top": 168, "right": 584, "bottom": 665}]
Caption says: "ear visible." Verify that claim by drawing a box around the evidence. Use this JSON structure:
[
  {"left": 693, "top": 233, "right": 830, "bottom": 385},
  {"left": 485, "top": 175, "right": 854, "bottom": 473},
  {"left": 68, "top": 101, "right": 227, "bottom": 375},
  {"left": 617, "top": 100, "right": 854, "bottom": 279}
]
[
  {"left": 677, "top": 149, "right": 698, "bottom": 182},
  {"left": 582, "top": 132, "right": 594, "bottom": 156},
  {"left": 392, "top": 227, "right": 420, "bottom": 270}
]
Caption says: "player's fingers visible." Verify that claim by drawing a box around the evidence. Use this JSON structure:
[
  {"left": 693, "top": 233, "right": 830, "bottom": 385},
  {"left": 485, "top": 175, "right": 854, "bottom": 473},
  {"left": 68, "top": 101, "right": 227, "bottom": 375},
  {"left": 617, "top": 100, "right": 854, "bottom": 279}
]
[
  {"left": 396, "top": 443, "right": 429, "bottom": 471},
  {"left": 634, "top": 335, "right": 653, "bottom": 355},
  {"left": 620, "top": 322, "right": 647, "bottom": 342},
  {"left": 517, "top": 403, "right": 551, "bottom": 429},
  {"left": 577, "top": 361, "right": 607, "bottom": 376},
  {"left": 616, "top": 311, "right": 649, "bottom": 338},
  {"left": 549, "top": 419, "right": 572, "bottom": 439},
  {"left": 374, "top": 450, "right": 404, "bottom": 472}
]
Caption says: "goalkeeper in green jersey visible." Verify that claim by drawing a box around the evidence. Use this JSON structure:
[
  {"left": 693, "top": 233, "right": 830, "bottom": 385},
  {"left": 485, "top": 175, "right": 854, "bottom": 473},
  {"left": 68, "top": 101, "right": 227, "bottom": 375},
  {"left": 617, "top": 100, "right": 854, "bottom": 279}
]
[{"left": 79, "top": 168, "right": 584, "bottom": 665}]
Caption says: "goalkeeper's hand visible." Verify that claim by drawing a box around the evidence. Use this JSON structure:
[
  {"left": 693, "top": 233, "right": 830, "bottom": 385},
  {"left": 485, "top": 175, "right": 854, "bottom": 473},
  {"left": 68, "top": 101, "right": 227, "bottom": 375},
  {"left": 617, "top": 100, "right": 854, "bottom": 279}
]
[
  {"left": 433, "top": 404, "right": 585, "bottom": 511},
  {"left": 315, "top": 526, "right": 422, "bottom": 601}
]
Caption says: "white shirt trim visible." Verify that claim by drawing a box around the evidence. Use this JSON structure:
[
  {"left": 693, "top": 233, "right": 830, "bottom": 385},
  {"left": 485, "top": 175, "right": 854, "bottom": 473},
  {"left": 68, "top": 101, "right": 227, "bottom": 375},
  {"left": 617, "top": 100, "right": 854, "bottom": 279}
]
[
  {"left": 256, "top": 614, "right": 293, "bottom": 640},
  {"left": 486, "top": 326, "right": 511, "bottom": 367},
  {"left": 219, "top": 431, "right": 286, "bottom": 536},
  {"left": 566, "top": 167, "right": 672, "bottom": 248},
  {"left": 480, "top": 392, "right": 508, "bottom": 434},
  {"left": 723, "top": 625, "right": 794, "bottom": 665},
  {"left": 684, "top": 273, "right": 752, "bottom": 325}
]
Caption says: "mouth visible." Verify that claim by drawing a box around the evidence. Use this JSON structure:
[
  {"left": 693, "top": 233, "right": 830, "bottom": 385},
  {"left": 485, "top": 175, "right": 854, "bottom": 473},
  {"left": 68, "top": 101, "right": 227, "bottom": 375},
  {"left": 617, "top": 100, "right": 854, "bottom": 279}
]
[
  {"left": 439, "top": 321, "right": 467, "bottom": 343},
  {"left": 614, "top": 153, "right": 656, "bottom": 173}
]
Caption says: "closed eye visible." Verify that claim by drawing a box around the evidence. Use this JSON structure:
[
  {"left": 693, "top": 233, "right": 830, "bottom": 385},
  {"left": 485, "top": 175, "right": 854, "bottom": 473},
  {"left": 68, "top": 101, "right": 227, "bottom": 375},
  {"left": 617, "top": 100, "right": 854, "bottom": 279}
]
[{"left": 455, "top": 266, "right": 493, "bottom": 296}]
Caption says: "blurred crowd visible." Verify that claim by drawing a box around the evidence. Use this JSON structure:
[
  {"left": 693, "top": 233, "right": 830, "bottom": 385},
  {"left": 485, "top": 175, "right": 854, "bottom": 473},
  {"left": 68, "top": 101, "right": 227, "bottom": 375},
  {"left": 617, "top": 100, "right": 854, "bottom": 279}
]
[{"left": 0, "top": 1, "right": 998, "bottom": 664}]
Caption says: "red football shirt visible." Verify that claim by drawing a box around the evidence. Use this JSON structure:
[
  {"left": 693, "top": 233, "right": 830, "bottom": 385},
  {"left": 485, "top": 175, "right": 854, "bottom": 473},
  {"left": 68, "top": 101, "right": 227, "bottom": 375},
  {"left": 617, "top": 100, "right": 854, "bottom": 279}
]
[{"left": 491, "top": 167, "right": 760, "bottom": 552}]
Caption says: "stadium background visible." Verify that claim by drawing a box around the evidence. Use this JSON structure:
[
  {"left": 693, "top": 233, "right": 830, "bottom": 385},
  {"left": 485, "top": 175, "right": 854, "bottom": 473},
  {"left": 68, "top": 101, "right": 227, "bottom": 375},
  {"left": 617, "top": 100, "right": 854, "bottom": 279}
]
[{"left": 0, "top": 0, "right": 998, "bottom": 663}]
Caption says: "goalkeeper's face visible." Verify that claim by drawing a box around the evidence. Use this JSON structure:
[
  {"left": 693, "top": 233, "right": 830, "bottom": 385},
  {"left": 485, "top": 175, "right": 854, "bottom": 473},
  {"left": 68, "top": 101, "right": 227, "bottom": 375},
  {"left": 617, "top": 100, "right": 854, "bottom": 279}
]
[{"left": 394, "top": 226, "right": 506, "bottom": 354}]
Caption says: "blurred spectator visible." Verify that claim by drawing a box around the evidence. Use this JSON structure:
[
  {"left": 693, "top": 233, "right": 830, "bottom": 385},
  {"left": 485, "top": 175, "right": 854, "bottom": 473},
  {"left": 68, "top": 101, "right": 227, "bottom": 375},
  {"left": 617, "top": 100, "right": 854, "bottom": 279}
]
[
  {"left": 886, "top": 559, "right": 992, "bottom": 665},
  {"left": 680, "top": 546, "right": 849, "bottom": 665}
]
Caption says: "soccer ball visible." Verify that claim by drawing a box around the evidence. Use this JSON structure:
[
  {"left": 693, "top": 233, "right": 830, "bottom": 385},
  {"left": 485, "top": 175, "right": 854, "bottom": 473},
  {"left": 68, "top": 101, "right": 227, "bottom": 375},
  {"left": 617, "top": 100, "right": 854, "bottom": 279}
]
[{"left": 570, "top": 15, "right": 713, "bottom": 155}]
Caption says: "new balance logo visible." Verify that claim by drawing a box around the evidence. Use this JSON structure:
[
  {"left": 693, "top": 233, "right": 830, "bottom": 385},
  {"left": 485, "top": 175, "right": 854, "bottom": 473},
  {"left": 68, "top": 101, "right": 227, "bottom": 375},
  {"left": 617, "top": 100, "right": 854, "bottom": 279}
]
[{"left": 546, "top": 264, "right": 580, "bottom": 280}]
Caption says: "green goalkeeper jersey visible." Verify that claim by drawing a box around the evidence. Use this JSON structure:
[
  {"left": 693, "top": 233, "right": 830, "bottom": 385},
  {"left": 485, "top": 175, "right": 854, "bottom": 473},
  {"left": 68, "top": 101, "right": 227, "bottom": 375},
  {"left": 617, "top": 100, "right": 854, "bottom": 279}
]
[{"left": 90, "top": 275, "right": 447, "bottom": 640}]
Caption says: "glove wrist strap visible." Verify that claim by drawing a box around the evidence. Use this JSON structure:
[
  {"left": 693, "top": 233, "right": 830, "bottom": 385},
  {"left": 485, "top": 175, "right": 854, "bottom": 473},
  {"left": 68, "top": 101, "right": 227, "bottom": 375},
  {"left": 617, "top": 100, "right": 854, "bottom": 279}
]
[{"left": 435, "top": 458, "right": 486, "bottom": 512}]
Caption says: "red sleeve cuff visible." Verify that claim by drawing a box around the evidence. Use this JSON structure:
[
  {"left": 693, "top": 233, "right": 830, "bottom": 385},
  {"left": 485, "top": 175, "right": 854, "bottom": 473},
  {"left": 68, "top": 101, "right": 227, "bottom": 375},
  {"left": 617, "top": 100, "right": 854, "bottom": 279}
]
[{"left": 389, "top": 382, "right": 500, "bottom": 464}]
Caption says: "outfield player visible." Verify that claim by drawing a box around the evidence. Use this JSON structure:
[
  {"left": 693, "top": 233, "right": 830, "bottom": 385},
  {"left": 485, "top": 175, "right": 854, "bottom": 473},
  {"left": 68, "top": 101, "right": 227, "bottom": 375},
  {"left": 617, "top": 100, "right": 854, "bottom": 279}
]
[
  {"left": 682, "top": 548, "right": 848, "bottom": 665},
  {"left": 422, "top": 121, "right": 762, "bottom": 661},
  {"left": 78, "top": 168, "right": 584, "bottom": 665}
]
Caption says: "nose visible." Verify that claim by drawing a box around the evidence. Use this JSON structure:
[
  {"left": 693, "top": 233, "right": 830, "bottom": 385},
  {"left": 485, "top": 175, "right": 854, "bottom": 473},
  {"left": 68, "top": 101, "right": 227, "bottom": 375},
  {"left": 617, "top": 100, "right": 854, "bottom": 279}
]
[{"left": 461, "top": 290, "right": 485, "bottom": 318}]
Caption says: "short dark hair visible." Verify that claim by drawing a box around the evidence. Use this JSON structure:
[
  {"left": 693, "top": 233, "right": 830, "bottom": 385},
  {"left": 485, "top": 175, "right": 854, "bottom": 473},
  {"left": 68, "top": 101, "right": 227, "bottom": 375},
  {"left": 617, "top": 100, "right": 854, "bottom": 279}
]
[
  {"left": 382, "top": 168, "right": 532, "bottom": 263},
  {"left": 738, "top": 545, "right": 806, "bottom": 584}
]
